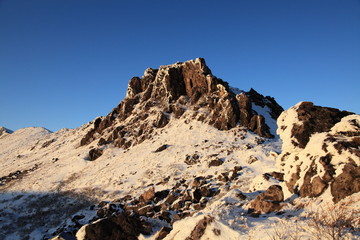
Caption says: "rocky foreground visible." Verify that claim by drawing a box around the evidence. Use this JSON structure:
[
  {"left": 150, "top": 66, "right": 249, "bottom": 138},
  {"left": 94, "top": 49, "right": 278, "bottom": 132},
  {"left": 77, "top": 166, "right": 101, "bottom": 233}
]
[{"left": 0, "top": 59, "right": 359, "bottom": 240}]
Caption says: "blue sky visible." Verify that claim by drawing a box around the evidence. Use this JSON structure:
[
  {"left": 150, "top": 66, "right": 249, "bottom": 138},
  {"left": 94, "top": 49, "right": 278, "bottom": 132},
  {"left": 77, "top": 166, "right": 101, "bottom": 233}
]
[{"left": 1, "top": 0, "right": 359, "bottom": 131}]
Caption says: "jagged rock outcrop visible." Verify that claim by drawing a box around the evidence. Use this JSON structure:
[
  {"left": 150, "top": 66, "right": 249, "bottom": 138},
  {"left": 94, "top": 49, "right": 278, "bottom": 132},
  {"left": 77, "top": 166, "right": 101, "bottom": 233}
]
[
  {"left": 80, "top": 58, "right": 283, "bottom": 151},
  {"left": 277, "top": 102, "right": 359, "bottom": 202},
  {"left": 0, "top": 127, "right": 13, "bottom": 137}
]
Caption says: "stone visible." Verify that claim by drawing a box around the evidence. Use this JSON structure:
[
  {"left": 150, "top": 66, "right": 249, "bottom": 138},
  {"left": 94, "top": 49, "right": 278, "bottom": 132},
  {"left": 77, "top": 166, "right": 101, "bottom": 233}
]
[
  {"left": 155, "top": 189, "right": 170, "bottom": 200},
  {"left": 154, "top": 144, "right": 169, "bottom": 153},
  {"left": 191, "top": 176, "right": 206, "bottom": 188},
  {"left": 155, "top": 226, "right": 172, "bottom": 240},
  {"left": 154, "top": 112, "right": 169, "bottom": 128},
  {"left": 331, "top": 163, "right": 360, "bottom": 203},
  {"left": 208, "top": 158, "right": 224, "bottom": 167},
  {"left": 250, "top": 185, "right": 284, "bottom": 214},
  {"left": 289, "top": 102, "right": 352, "bottom": 149},
  {"left": 185, "top": 154, "right": 200, "bottom": 165},
  {"left": 88, "top": 148, "right": 103, "bottom": 161},
  {"left": 80, "top": 212, "right": 151, "bottom": 240},
  {"left": 277, "top": 105, "right": 359, "bottom": 202},
  {"left": 185, "top": 216, "right": 214, "bottom": 240},
  {"left": 191, "top": 188, "right": 202, "bottom": 203},
  {"left": 164, "top": 192, "right": 178, "bottom": 205},
  {"left": 247, "top": 155, "right": 258, "bottom": 164},
  {"left": 139, "top": 187, "right": 155, "bottom": 203}
]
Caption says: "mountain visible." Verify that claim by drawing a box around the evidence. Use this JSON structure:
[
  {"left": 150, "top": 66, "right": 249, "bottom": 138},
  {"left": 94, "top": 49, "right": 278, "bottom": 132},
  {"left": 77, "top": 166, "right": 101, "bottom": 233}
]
[
  {"left": 0, "top": 126, "right": 13, "bottom": 138},
  {"left": 0, "top": 59, "right": 359, "bottom": 240}
]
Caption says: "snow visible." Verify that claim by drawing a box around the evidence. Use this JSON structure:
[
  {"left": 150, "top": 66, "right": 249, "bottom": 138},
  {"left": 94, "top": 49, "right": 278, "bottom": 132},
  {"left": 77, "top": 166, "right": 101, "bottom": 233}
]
[
  {"left": 0, "top": 108, "right": 359, "bottom": 239},
  {"left": 252, "top": 103, "right": 278, "bottom": 137},
  {"left": 331, "top": 114, "right": 360, "bottom": 134}
]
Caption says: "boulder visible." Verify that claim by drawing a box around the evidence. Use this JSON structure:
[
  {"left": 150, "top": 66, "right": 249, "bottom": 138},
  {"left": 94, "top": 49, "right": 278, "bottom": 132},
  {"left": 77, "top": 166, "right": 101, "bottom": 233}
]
[
  {"left": 78, "top": 212, "right": 151, "bottom": 240},
  {"left": 331, "top": 163, "right": 360, "bottom": 203},
  {"left": 154, "top": 226, "right": 172, "bottom": 240},
  {"left": 88, "top": 148, "right": 103, "bottom": 161},
  {"left": 186, "top": 216, "right": 214, "bottom": 240},
  {"left": 208, "top": 158, "right": 223, "bottom": 167},
  {"left": 277, "top": 103, "right": 359, "bottom": 202},
  {"left": 250, "top": 185, "right": 284, "bottom": 214},
  {"left": 139, "top": 187, "right": 155, "bottom": 203}
]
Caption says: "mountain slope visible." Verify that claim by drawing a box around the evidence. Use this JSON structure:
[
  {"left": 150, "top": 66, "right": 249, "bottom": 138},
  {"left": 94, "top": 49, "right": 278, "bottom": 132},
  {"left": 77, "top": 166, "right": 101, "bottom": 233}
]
[{"left": 0, "top": 59, "right": 359, "bottom": 240}]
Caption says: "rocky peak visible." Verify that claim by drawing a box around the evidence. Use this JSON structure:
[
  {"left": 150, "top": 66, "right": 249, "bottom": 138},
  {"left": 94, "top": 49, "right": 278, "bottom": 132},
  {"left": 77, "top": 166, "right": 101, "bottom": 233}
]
[
  {"left": 0, "top": 127, "right": 13, "bottom": 137},
  {"left": 80, "top": 58, "right": 283, "bottom": 150}
]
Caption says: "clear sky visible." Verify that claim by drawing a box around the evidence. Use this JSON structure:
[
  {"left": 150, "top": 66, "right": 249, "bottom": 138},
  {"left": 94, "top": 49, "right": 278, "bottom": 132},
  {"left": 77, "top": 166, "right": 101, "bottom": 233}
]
[{"left": 1, "top": 0, "right": 359, "bottom": 132}]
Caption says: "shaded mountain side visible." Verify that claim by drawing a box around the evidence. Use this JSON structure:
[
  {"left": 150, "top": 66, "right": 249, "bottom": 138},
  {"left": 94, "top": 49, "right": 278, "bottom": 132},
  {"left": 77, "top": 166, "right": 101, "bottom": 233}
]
[{"left": 80, "top": 58, "right": 283, "bottom": 152}]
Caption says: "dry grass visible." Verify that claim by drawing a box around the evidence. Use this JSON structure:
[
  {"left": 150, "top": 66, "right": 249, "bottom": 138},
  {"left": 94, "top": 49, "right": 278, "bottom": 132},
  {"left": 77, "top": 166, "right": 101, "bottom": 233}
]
[{"left": 268, "top": 198, "right": 360, "bottom": 240}]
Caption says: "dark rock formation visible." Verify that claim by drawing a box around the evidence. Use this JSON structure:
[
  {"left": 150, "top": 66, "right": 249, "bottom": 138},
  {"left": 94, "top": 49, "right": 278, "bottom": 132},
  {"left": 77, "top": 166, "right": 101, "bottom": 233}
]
[
  {"left": 186, "top": 216, "right": 214, "bottom": 240},
  {"left": 80, "top": 58, "right": 283, "bottom": 149},
  {"left": 331, "top": 163, "right": 360, "bottom": 203},
  {"left": 154, "top": 226, "right": 172, "bottom": 240},
  {"left": 154, "top": 144, "right": 169, "bottom": 153},
  {"left": 80, "top": 212, "right": 152, "bottom": 240},
  {"left": 208, "top": 158, "right": 224, "bottom": 167},
  {"left": 88, "top": 148, "right": 103, "bottom": 161},
  {"left": 277, "top": 102, "right": 359, "bottom": 202},
  {"left": 289, "top": 102, "right": 352, "bottom": 148},
  {"left": 249, "top": 185, "right": 284, "bottom": 214}
]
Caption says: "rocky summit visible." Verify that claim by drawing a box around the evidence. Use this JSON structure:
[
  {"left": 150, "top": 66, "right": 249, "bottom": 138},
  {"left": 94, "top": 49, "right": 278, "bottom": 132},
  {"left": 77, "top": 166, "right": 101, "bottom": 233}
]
[
  {"left": 0, "top": 59, "right": 359, "bottom": 240},
  {"left": 80, "top": 58, "right": 283, "bottom": 157}
]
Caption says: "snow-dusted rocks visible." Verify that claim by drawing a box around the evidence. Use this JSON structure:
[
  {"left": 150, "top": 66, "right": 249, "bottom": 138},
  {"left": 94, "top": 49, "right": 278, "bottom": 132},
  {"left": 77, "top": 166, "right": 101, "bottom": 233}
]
[
  {"left": 277, "top": 102, "right": 360, "bottom": 202},
  {"left": 80, "top": 58, "right": 283, "bottom": 152},
  {"left": 0, "top": 127, "right": 13, "bottom": 138},
  {"left": 77, "top": 211, "right": 152, "bottom": 240},
  {"left": 249, "top": 185, "right": 284, "bottom": 214}
]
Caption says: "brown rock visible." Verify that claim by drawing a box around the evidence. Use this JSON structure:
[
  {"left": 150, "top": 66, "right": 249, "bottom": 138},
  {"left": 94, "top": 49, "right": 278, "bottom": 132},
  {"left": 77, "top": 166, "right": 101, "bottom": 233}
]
[
  {"left": 171, "top": 199, "right": 183, "bottom": 210},
  {"left": 208, "top": 158, "right": 224, "bottom": 167},
  {"left": 154, "top": 144, "right": 169, "bottom": 153},
  {"left": 81, "top": 212, "right": 151, "bottom": 240},
  {"left": 247, "top": 155, "right": 258, "bottom": 164},
  {"left": 155, "top": 226, "right": 172, "bottom": 240},
  {"left": 236, "top": 93, "right": 253, "bottom": 127},
  {"left": 290, "top": 102, "right": 352, "bottom": 148},
  {"left": 88, "top": 148, "right": 103, "bottom": 161},
  {"left": 185, "top": 154, "right": 200, "bottom": 165},
  {"left": 331, "top": 163, "right": 360, "bottom": 203},
  {"left": 191, "top": 176, "right": 206, "bottom": 188},
  {"left": 140, "top": 187, "right": 155, "bottom": 203},
  {"left": 154, "top": 112, "right": 169, "bottom": 128},
  {"left": 185, "top": 216, "right": 214, "bottom": 240},
  {"left": 164, "top": 192, "right": 178, "bottom": 205},
  {"left": 249, "top": 115, "right": 273, "bottom": 138},
  {"left": 250, "top": 185, "right": 284, "bottom": 214}
]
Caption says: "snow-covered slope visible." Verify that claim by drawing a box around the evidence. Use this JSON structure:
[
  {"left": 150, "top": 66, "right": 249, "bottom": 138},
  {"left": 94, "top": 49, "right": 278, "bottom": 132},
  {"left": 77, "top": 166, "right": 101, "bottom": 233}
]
[{"left": 0, "top": 59, "right": 359, "bottom": 240}]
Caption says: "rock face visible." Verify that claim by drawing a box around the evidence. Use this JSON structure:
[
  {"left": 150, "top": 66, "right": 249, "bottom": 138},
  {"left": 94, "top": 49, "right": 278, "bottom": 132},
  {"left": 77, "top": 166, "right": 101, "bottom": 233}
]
[
  {"left": 249, "top": 185, "right": 284, "bottom": 214},
  {"left": 277, "top": 102, "right": 359, "bottom": 202},
  {"left": 80, "top": 58, "right": 283, "bottom": 151}
]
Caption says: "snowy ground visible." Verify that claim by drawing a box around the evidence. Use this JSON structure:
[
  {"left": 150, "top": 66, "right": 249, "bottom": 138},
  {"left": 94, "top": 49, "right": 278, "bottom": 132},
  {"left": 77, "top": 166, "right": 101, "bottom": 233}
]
[{"left": 0, "top": 116, "right": 359, "bottom": 239}]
